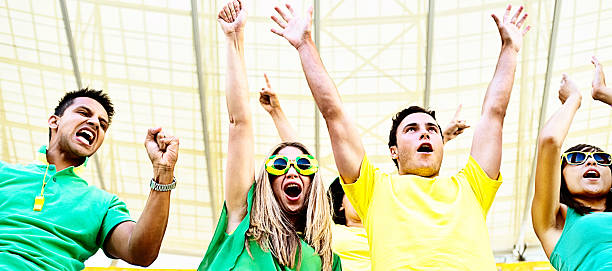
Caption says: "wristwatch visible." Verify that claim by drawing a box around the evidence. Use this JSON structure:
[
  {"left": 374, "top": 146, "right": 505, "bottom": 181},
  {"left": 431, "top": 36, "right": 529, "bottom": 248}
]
[{"left": 150, "top": 177, "right": 177, "bottom": 192}]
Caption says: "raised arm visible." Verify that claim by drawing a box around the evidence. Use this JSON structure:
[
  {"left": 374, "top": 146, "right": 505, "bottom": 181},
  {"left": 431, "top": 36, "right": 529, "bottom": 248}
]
[
  {"left": 259, "top": 73, "right": 298, "bottom": 142},
  {"left": 442, "top": 104, "right": 470, "bottom": 144},
  {"left": 104, "top": 128, "right": 179, "bottom": 266},
  {"left": 591, "top": 56, "right": 612, "bottom": 105},
  {"left": 218, "top": 0, "right": 254, "bottom": 233},
  {"left": 470, "top": 5, "right": 530, "bottom": 178},
  {"left": 532, "top": 74, "right": 582, "bottom": 257},
  {"left": 270, "top": 4, "right": 364, "bottom": 183}
]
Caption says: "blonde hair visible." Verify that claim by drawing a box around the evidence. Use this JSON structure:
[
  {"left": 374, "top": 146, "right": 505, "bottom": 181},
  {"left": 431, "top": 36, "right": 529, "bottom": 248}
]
[{"left": 245, "top": 142, "right": 334, "bottom": 270}]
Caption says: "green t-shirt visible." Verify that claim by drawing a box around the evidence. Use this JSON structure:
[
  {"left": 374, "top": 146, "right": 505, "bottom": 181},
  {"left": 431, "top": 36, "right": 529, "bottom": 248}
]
[
  {"left": 0, "top": 146, "right": 133, "bottom": 271},
  {"left": 550, "top": 207, "right": 612, "bottom": 270},
  {"left": 199, "top": 185, "right": 342, "bottom": 271}
]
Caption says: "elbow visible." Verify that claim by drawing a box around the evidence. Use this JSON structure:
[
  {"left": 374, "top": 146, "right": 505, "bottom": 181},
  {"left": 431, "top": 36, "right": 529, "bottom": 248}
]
[
  {"left": 538, "top": 133, "right": 562, "bottom": 149},
  {"left": 129, "top": 251, "right": 159, "bottom": 267},
  {"left": 483, "top": 105, "right": 507, "bottom": 121},
  {"left": 319, "top": 105, "right": 344, "bottom": 121}
]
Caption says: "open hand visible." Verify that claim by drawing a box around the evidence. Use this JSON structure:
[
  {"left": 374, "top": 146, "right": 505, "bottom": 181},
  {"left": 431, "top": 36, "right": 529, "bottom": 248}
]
[
  {"left": 270, "top": 3, "right": 313, "bottom": 49},
  {"left": 443, "top": 105, "right": 470, "bottom": 144},
  {"left": 218, "top": 0, "right": 246, "bottom": 35},
  {"left": 259, "top": 73, "right": 281, "bottom": 113},
  {"left": 145, "top": 127, "right": 179, "bottom": 172},
  {"left": 558, "top": 74, "right": 581, "bottom": 104},
  {"left": 491, "top": 4, "right": 530, "bottom": 52},
  {"left": 591, "top": 56, "right": 607, "bottom": 99}
]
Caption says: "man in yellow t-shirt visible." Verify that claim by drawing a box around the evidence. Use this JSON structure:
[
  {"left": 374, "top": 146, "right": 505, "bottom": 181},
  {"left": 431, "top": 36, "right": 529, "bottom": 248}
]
[{"left": 276, "top": 2, "right": 531, "bottom": 270}]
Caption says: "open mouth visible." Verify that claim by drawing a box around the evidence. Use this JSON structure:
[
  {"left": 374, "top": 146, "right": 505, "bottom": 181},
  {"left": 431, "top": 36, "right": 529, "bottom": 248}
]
[
  {"left": 283, "top": 182, "right": 303, "bottom": 200},
  {"left": 417, "top": 143, "right": 433, "bottom": 153},
  {"left": 583, "top": 169, "right": 601, "bottom": 178},
  {"left": 75, "top": 128, "right": 95, "bottom": 146}
]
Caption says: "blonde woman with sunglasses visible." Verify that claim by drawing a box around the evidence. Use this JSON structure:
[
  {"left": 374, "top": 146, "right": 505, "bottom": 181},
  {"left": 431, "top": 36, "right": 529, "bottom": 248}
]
[
  {"left": 532, "top": 58, "right": 612, "bottom": 271},
  {"left": 198, "top": 1, "right": 340, "bottom": 270}
]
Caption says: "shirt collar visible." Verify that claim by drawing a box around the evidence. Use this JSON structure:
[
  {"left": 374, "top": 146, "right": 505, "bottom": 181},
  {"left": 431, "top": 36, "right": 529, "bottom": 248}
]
[{"left": 36, "top": 145, "right": 88, "bottom": 175}]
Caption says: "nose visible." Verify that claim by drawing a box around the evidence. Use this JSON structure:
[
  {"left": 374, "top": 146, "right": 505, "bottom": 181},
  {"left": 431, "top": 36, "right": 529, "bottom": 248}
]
[
  {"left": 87, "top": 116, "right": 100, "bottom": 129},
  {"left": 286, "top": 164, "right": 299, "bottom": 178},
  {"left": 419, "top": 132, "right": 430, "bottom": 140},
  {"left": 585, "top": 156, "right": 598, "bottom": 166}
]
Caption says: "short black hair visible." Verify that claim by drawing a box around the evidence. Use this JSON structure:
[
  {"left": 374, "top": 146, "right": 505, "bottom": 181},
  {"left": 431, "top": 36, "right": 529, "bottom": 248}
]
[
  {"left": 327, "top": 177, "right": 346, "bottom": 225},
  {"left": 560, "top": 144, "right": 612, "bottom": 215},
  {"left": 49, "top": 88, "right": 114, "bottom": 139},
  {"left": 388, "top": 106, "right": 442, "bottom": 168}
]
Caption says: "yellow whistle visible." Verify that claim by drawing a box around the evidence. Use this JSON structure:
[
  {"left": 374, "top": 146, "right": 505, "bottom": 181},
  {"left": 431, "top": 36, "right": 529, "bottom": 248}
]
[{"left": 33, "top": 196, "right": 45, "bottom": 211}]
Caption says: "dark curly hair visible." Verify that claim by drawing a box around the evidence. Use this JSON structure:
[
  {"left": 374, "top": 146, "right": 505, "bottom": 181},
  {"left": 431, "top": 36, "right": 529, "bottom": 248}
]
[{"left": 560, "top": 144, "right": 612, "bottom": 215}]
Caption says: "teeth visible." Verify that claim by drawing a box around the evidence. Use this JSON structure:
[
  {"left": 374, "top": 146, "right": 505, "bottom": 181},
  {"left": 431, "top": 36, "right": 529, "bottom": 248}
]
[{"left": 82, "top": 130, "right": 93, "bottom": 139}]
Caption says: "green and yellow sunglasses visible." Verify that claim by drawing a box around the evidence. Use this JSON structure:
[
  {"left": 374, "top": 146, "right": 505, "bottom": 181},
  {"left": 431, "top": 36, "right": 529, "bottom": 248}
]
[
  {"left": 265, "top": 155, "right": 319, "bottom": 176},
  {"left": 562, "top": 151, "right": 612, "bottom": 166}
]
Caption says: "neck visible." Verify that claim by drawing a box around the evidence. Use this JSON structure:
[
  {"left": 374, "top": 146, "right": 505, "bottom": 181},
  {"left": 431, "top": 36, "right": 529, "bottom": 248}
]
[
  {"left": 46, "top": 143, "right": 85, "bottom": 171},
  {"left": 575, "top": 197, "right": 607, "bottom": 212},
  {"left": 345, "top": 218, "right": 363, "bottom": 228},
  {"left": 287, "top": 212, "right": 306, "bottom": 233}
]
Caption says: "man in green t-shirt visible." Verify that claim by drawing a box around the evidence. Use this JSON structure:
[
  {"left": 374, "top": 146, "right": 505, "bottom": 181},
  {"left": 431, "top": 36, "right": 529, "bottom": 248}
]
[{"left": 0, "top": 88, "right": 180, "bottom": 270}]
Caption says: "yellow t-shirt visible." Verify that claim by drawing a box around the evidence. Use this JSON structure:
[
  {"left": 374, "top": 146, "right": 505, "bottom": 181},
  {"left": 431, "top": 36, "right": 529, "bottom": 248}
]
[
  {"left": 341, "top": 154, "right": 502, "bottom": 271},
  {"left": 332, "top": 224, "right": 371, "bottom": 271}
]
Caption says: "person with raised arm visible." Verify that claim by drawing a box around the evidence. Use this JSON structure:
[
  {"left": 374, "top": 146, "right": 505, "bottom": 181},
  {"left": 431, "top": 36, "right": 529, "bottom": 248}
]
[
  {"left": 0, "top": 88, "right": 179, "bottom": 270},
  {"left": 532, "top": 66, "right": 612, "bottom": 270},
  {"left": 259, "top": 74, "right": 470, "bottom": 271},
  {"left": 270, "top": 3, "right": 529, "bottom": 270},
  {"left": 198, "top": 1, "right": 340, "bottom": 270}
]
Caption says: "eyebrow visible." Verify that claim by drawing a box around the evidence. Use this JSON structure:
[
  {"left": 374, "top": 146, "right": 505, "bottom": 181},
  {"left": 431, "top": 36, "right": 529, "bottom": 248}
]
[{"left": 75, "top": 105, "right": 109, "bottom": 126}]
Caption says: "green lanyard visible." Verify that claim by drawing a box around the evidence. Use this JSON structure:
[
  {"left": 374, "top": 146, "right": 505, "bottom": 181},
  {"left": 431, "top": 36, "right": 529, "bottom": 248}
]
[{"left": 33, "top": 164, "right": 50, "bottom": 211}]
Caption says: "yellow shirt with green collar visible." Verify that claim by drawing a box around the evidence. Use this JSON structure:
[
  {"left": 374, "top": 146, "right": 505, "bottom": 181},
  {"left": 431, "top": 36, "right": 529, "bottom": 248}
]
[
  {"left": 0, "top": 145, "right": 133, "bottom": 271},
  {"left": 341, "top": 154, "right": 502, "bottom": 271}
]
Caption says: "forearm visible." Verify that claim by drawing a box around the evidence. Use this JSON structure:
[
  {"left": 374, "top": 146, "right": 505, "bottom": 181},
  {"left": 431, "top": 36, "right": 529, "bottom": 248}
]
[
  {"left": 226, "top": 32, "right": 251, "bottom": 125},
  {"left": 124, "top": 170, "right": 173, "bottom": 265},
  {"left": 269, "top": 108, "right": 298, "bottom": 142},
  {"left": 593, "top": 86, "right": 612, "bottom": 106},
  {"left": 539, "top": 95, "right": 581, "bottom": 145},
  {"left": 482, "top": 47, "right": 518, "bottom": 118},
  {"left": 297, "top": 39, "right": 345, "bottom": 120},
  {"left": 296, "top": 38, "right": 364, "bottom": 181}
]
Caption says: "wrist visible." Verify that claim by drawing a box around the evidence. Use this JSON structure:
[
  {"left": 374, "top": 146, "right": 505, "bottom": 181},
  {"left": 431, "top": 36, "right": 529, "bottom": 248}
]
[
  {"left": 296, "top": 36, "right": 315, "bottom": 53},
  {"left": 153, "top": 166, "right": 175, "bottom": 184},
  {"left": 500, "top": 44, "right": 519, "bottom": 54},
  {"left": 225, "top": 30, "right": 244, "bottom": 41}
]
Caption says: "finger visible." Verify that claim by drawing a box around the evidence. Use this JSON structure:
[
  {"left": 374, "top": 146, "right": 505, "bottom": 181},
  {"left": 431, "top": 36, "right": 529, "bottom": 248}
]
[
  {"left": 285, "top": 3, "right": 295, "bottom": 16},
  {"left": 271, "top": 27, "right": 284, "bottom": 37},
  {"left": 229, "top": 2, "right": 237, "bottom": 21},
  {"left": 264, "top": 73, "right": 272, "bottom": 89},
  {"left": 274, "top": 6, "right": 290, "bottom": 22},
  {"left": 271, "top": 15, "right": 287, "bottom": 29},
  {"left": 146, "top": 127, "right": 162, "bottom": 141},
  {"left": 491, "top": 14, "right": 501, "bottom": 28},
  {"left": 307, "top": 5, "right": 314, "bottom": 18},
  {"left": 522, "top": 25, "right": 531, "bottom": 36},
  {"left": 516, "top": 13, "right": 528, "bottom": 28},
  {"left": 503, "top": 4, "right": 512, "bottom": 23},
  {"left": 452, "top": 104, "right": 462, "bottom": 120},
  {"left": 218, "top": 8, "right": 229, "bottom": 22},
  {"left": 233, "top": 0, "right": 241, "bottom": 15},
  {"left": 223, "top": 6, "right": 232, "bottom": 22},
  {"left": 510, "top": 6, "right": 523, "bottom": 24},
  {"left": 592, "top": 55, "right": 599, "bottom": 65}
]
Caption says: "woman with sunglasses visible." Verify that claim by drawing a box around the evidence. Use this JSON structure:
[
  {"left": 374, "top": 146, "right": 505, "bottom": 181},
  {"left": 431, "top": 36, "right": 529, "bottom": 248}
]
[
  {"left": 532, "top": 62, "right": 612, "bottom": 270},
  {"left": 198, "top": 1, "right": 339, "bottom": 270}
]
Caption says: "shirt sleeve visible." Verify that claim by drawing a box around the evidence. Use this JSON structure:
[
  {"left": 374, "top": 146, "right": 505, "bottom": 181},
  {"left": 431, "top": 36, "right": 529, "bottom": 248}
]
[
  {"left": 97, "top": 195, "right": 134, "bottom": 249},
  {"left": 340, "top": 154, "right": 379, "bottom": 221},
  {"left": 457, "top": 156, "right": 503, "bottom": 216}
]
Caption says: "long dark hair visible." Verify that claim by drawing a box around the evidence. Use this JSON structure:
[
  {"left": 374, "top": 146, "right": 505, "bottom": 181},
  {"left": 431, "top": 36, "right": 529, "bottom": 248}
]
[{"left": 560, "top": 144, "right": 612, "bottom": 215}]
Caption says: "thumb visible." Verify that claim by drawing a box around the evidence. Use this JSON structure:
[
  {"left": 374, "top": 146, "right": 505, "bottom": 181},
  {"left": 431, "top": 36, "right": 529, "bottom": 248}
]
[{"left": 146, "top": 127, "right": 162, "bottom": 142}]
